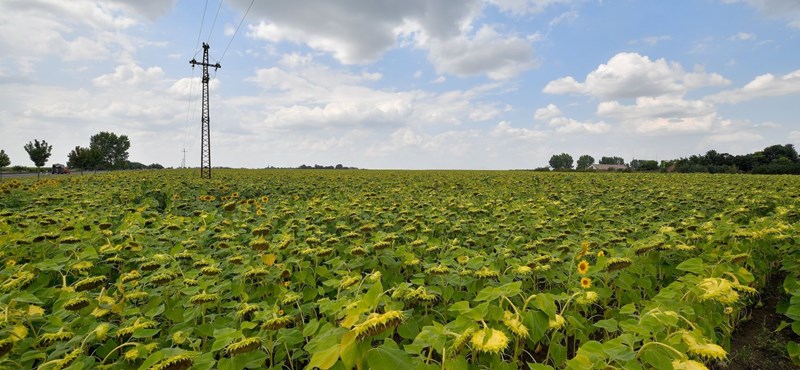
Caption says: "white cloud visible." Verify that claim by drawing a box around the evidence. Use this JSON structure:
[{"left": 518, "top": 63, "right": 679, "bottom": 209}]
[
  {"left": 425, "top": 25, "right": 534, "bottom": 79},
  {"left": 722, "top": 0, "right": 800, "bottom": 29},
  {"left": 597, "top": 96, "right": 715, "bottom": 121},
  {"left": 0, "top": 0, "right": 164, "bottom": 75},
  {"left": 729, "top": 32, "right": 756, "bottom": 41},
  {"left": 431, "top": 76, "right": 447, "bottom": 84},
  {"left": 790, "top": 131, "right": 800, "bottom": 140},
  {"left": 93, "top": 63, "right": 165, "bottom": 87},
  {"left": 707, "top": 69, "right": 800, "bottom": 103},
  {"left": 243, "top": 0, "right": 480, "bottom": 64},
  {"left": 244, "top": 56, "right": 508, "bottom": 131},
  {"left": 534, "top": 104, "right": 562, "bottom": 120},
  {"left": 548, "top": 116, "right": 610, "bottom": 134},
  {"left": 242, "top": 0, "right": 534, "bottom": 79},
  {"left": 491, "top": 120, "right": 548, "bottom": 140},
  {"left": 543, "top": 52, "right": 730, "bottom": 99},
  {"left": 549, "top": 10, "right": 579, "bottom": 27}
]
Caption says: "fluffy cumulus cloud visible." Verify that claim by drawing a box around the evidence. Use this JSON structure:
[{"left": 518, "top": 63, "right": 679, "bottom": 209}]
[
  {"left": 534, "top": 104, "right": 561, "bottom": 120},
  {"left": 543, "top": 52, "right": 730, "bottom": 99},
  {"left": 244, "top": 54, "right": 508, "bottom": 133},
  {"left": 0, "top": 0, "right": 175, "bottom": 75},
  {"left": 491, "top": 121, "right": 548, "bottom": 140},
  {"left": 547, "top": 117, "right": 610, "bottom": 134},
  {"left": 424, "top": 25, "right": 534, "bottom": 80},
  {"left": 723, "top": 0, "right": 800, "bottom": 28},
  {"left": 240, "top": 0, "right": 535, "bottom": 79},
  {"left": 707, "top": 69, "right": 800, "bottom": 103},
  {"left": 542, "top": 52, "right": 739, "bottom": 136}
]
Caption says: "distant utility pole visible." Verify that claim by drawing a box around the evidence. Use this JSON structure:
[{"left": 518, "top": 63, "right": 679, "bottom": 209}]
[
  {"left": 189, "top": 43, "right": 220, "bottom": 179},
  {"left": 181, "top": 148, "right": 186, "bottom": 168}
]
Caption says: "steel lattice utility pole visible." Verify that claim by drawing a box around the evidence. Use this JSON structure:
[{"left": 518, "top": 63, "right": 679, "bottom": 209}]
[{"left": 189, "top": 43, "right": 220, "bottom": 179}]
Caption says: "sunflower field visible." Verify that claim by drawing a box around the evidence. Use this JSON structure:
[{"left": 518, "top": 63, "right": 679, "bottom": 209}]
[{"left": 1, "top": 170, "right": 799, "bottom": 369}]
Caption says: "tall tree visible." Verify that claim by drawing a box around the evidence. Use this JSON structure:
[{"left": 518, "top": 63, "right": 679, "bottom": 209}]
[
  {"left": 549, "top": 153, "right": 574, "bottom": 170},
  {"left": 24, "top": 139, "right": 52, "bottom": 179},
  {"left": 0, "top": 149, "right": 9, "bottom": 181},
  {"left": 89, "top": 132, "right": 130, "bottom": 170},
  {"left": 599, "top": 156, "right": 625, "bottom": 165},
  {"left": 576, "top": 155, "right": 594, "bottom": 170},
  {"left": 68, "top": 146, "right": 101, "bottom": 174}
]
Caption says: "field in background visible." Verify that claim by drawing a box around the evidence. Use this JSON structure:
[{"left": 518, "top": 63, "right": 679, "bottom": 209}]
[{"left": 1, "top": 170, "right": 799, "bottom": 369}]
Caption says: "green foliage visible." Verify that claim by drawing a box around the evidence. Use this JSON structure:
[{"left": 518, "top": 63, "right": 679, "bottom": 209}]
[
  {"left": 549, "top": 153, "right": 573, "bottom": 170},
  {"left": 0, "top": 149, "right": 9, "bottom": 169},
  {"left": 89, "top": 131, "right": 131, "bottom": 170},
  {"left": 23, "top": 139, "right": 52, "bottom": 168},
  {"left": 67, "top": 146, "right": 102, "bottom": 172},
  {"left": 599, "top": 156, "right": 625, "bottom": 165},
  {"left": 0, "top": 170, "right": 797, "bottom": 369},
  {"left": 576, "top": 155, "right": 594, "bottom": 170}
]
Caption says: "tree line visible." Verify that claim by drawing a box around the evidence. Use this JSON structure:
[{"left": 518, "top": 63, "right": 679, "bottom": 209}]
[
  {"left": 0, "top": 132, "right": 164, "bottom": 178},
  {"left": 546, "top": 143, "right": 800, "bottom": 174}
]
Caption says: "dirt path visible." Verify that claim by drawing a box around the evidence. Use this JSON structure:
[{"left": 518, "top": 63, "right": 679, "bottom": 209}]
[{"left": 716, "top": 273, "right": 800, "bottom": 370}]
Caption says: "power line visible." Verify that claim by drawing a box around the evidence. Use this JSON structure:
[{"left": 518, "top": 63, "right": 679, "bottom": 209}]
[
  {"left": 194, "top": 0, "right": 209, "bottom": 55},
  {"left": 206, "top": 0, "right": 223, "bottom": 45},
  {"left": 218, "top": 0, "right": 255, "bottom": 64}
]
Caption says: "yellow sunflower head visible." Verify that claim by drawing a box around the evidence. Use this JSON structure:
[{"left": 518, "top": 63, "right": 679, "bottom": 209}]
[
  {"left": 548, "top": 314, "right": 566, "bottom": 330},
  {"left": 682, "top": 332, "right": 727, "bottom": 361},
  {"left": 352, "top": 310, "right": 405, "bottom": 340},
  {"left": 470, "top": 328, "right": 508, "bottom": 354},
  {"left": 577, "top": 260, "right": 590, "bottom": 275},
  {"left": 502, "top": 311, "right": 529, "bottom": 338},
  {"left": 671, "top": 359, "right": 709, "bottom": 370},
  {"left": 580, "top": 277, "right": 592, "bottom": 289}
]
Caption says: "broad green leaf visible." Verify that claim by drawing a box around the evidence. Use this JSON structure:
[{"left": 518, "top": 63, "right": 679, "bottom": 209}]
[
  {"left": 534, "top": 294, "right": 557, "bottom": 319},
  {"left": 594, "top": 319, "right": 618, "bottom": 332},
  {"left": 675, "top": 258, "right": 704, "bottom": 274},
  {"left": 365, "top": 345, "right": 413, "bottom": 370}
]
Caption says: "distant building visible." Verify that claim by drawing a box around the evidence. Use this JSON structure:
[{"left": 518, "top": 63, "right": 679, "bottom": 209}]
[{"left": 588, "top": 164, "right": 628, "bottom": 171}]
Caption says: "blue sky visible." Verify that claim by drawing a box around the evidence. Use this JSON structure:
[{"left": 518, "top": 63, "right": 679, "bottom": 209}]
[{"left": 1, "top": 0, "right": 799, "bottom": 169}]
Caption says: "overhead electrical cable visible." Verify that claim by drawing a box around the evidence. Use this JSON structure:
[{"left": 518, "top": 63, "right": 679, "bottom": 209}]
[{"left": 218, "top": 0, "right": 255, "bottom": 64}]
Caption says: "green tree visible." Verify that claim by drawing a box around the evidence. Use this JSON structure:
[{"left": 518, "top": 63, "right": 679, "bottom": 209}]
[
  {"left": 24, "top": 139, "right": 53, "bottom": 179},
  {"left": 599, "top": 156, "right": 625, "bottom": 165},
  {"left": 68, "top": 146, "right": 101, "bottom": 174},
  {"left": 0, "top": 149, "right": 9, "bottom": 181},
  {"left": 576, "top": 154, "right": 594, "bottom": 170},
  {"left": 89, "top": 132, "right": 131, "bottom": 170},
  {"left": 631, "top": 159, "right": 659, "bottom": 171},
  {"left": 549, "top": 153, "right": 574, "bottom": 170}
]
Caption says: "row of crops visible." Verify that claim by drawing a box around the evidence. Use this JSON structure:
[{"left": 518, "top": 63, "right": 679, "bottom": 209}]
[{"left": 0, "top": 170, "right": 799, "bottom": 369}]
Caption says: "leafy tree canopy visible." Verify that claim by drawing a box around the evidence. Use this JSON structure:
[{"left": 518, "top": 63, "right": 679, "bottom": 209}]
[
  {"left": 24, "top": 139, "right": 52, "bottom": 168},
  {"left": 89, "top": 132, "right": 130, "bottom": 170},
  {"left": 576, "top": 155, "right": 594, "bottom": 170},
  {"left": 549, "top": 153, "right": 573, "bottom": 170}
]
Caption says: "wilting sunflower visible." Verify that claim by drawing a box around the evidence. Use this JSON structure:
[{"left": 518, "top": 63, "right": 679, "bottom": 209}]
[
  {"left": 470, "top": 328, "right": 508, "bottom": 354},
  {"left": 150, "top": 354, "right": 193, "bottom": 370},
  {"left": 682, "top": 332, "right": 727, "bottom": 360},
  {"left": 548, "top": 314, "right": 565, "bottom": 330},
  {"left": 224, "top": 337, "right": 262, "bottom": 356},
  {"left": 605, "top": 257, "right": 632, "bottom": 272},
  {"left": 671, "top": 359, "right": 709, "bottom": 370},
  {"left": 352, "top": 310, "right": 405, "bottom": 340},
  {"left": 577, "top": 260, "right": 590, "bottom": 275},
  {"left": 502, "top": 311, "right": 528, "bottom": 338}
]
